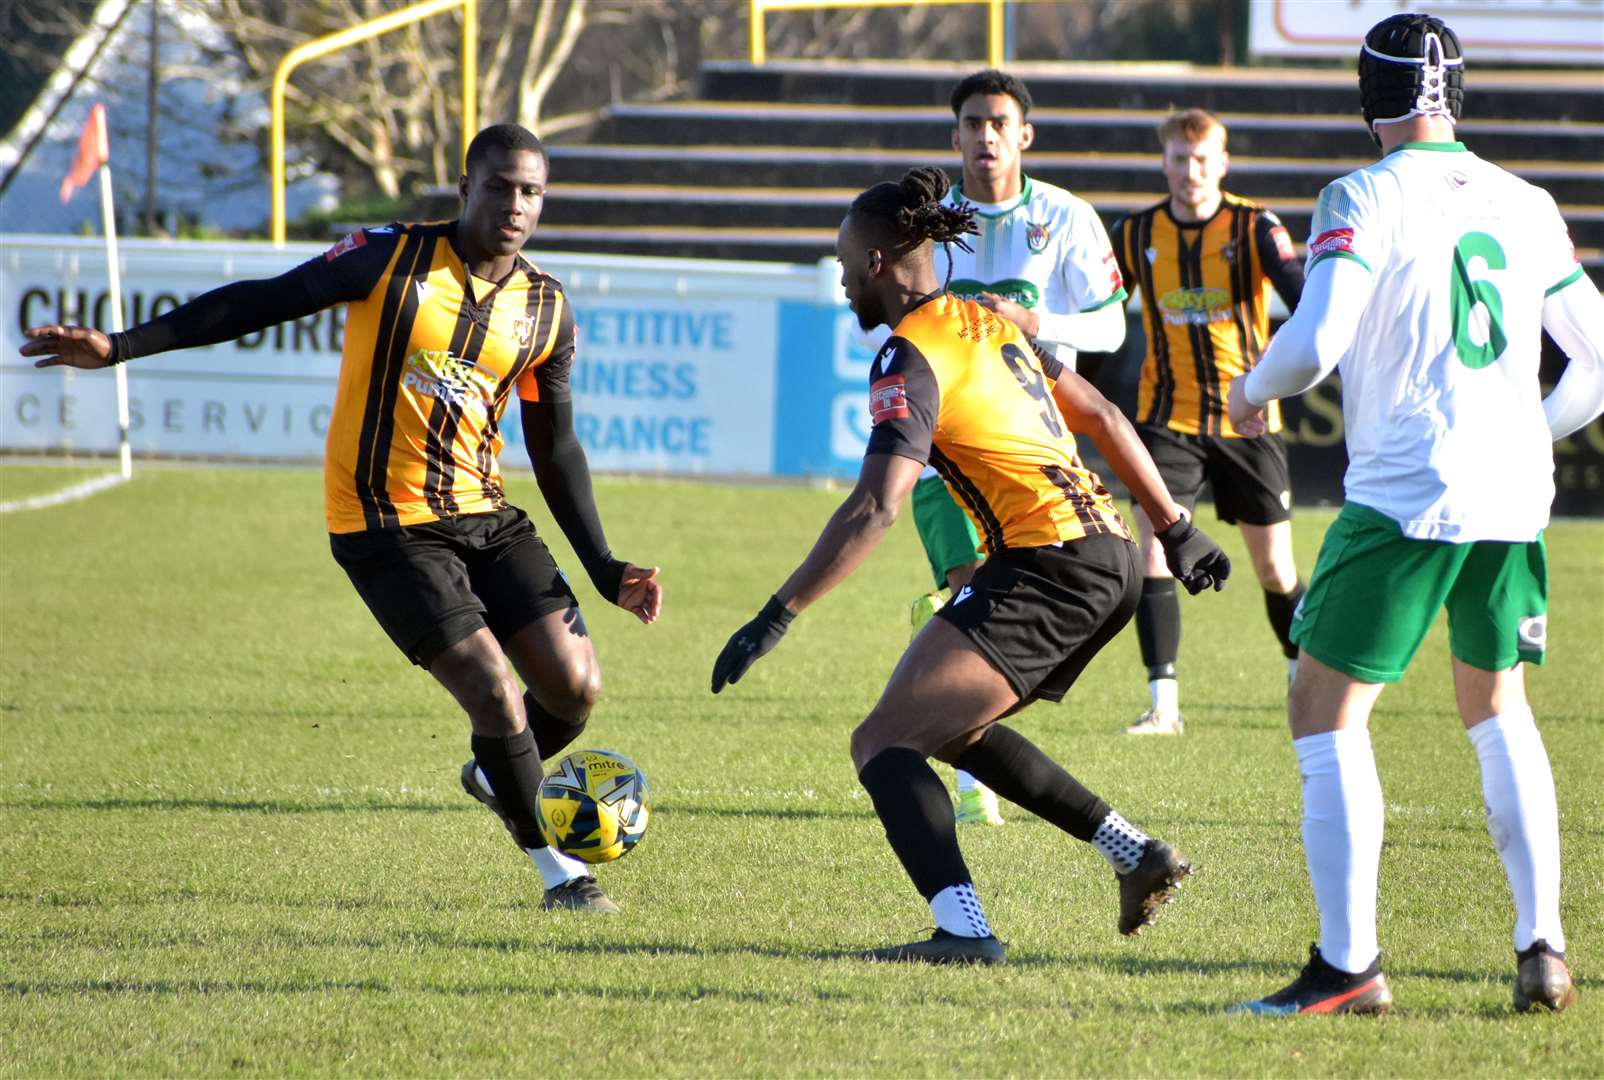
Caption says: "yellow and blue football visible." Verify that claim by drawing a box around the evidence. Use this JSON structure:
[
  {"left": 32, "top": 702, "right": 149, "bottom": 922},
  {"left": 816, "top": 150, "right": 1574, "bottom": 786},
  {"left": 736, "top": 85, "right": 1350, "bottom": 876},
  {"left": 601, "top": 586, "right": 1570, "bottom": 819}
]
[{"left": 537, "top": 749, "right": 651, "bottom": 864}]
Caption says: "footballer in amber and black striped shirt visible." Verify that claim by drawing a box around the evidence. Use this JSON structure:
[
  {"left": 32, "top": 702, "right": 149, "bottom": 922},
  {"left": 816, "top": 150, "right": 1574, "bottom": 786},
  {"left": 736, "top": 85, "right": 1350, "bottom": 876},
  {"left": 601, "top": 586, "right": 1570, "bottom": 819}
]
[
  {"left": 1107, "top": 109, "right": 1308, "bottom": 738},
  {"left": 21, "top": 124, "right": 661, "bottom": 914}
]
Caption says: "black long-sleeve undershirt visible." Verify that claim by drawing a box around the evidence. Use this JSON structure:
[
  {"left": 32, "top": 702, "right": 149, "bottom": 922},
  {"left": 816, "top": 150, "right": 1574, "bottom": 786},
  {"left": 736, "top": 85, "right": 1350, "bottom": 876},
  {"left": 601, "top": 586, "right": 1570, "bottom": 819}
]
[
  {"left": 109, "top": 265, "right": 329, "bottom": 362},
  {"left": 521, "top": 398, "right": 623, "bottom": 602}
]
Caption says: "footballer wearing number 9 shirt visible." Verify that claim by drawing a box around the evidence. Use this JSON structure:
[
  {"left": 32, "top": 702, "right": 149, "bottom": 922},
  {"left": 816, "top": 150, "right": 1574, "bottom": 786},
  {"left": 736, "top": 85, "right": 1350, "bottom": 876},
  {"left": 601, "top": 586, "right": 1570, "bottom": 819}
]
[
  {"left": 712, "top": 166, "right": 1232, "bottom": 964},
  {"left": 21, "top": 123, "right": 662, "bottom": 915}
]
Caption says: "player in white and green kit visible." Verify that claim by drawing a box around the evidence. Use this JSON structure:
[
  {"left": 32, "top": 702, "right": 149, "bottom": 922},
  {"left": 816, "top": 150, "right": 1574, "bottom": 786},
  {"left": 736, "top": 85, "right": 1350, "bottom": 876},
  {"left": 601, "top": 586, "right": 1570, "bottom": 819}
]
[
  {"left": 913, "top": 70, "right": 1128, "bottom": 825},
  {"left": 1225, "top": 13, "right": 1604, "bottom": 1016}
]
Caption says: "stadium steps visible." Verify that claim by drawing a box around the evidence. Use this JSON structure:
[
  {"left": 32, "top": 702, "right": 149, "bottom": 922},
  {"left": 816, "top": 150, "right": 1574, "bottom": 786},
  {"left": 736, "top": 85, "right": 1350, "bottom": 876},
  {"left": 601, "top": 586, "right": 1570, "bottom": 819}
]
[
  {"left": 516, "top": 177, "right": 1604, "bottom": 270},
  {"left": 696, "top": 59, "right": 1604, "bottom": 123},
  {"left": 587, "top": 101, "right": 1601, "bottom": 161},
  {"left": 508, "top": 60, "right": 1604, "bottom": 275},
  {"left": 544, "top": 145, "right": 1604, "bottom": 207}
]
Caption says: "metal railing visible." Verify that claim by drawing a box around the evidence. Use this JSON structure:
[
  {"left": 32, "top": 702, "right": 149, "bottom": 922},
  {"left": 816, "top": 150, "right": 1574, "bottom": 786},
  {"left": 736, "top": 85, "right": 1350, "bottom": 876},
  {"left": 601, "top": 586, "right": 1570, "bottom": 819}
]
[
  {"left": 270, "top": 0, "right": 477, "bottom": 247},
  {"left": 749, "top": 0, "right": 1007, "bottom": 68}
]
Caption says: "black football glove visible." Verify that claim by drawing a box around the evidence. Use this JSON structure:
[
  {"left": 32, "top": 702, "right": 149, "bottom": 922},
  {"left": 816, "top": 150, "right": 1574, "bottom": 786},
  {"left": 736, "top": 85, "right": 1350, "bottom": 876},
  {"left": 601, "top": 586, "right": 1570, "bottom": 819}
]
[
  {"left": 711, "top": 595, "right": 795, "bottom": 694},
  {"left": 1156, "top": 516, "right": 1231, "bottom": 595}
]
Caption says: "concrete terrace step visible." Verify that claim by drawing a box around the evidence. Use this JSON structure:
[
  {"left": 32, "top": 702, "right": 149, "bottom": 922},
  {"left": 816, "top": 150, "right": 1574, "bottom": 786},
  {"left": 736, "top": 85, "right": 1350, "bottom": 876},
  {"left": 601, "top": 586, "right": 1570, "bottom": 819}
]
[
  {"left": 591, "top": 101, "right": 1604, "bottom": 160},
  {"left": 527, "top": 221, "right": 1604, "bottom": 278},
  {"left": 697, "top": 59, "right": 1604, "bottom": 123},
  {"left": 537, "top": 181, "right": 1604, "bottom": 250},
  {"left": 546, "top": 144, "right": 1604, "bottom": 204}
]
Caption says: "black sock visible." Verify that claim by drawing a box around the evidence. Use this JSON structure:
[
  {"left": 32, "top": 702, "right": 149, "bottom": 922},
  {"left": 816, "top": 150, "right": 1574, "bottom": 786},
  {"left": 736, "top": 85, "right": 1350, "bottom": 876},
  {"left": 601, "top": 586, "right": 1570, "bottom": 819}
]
[
  {"left": 1264, "top": 583, "right": 1305, "bottom": 660},
  {"left": 1136, "top": 577, "right": 1180, "bottom": 680},
  {"left": 470, "top": 728, "right": 547, "bottom": 849},
  {"left": 954, "top": 724, "right": 1111, "bottom": 842},
  {"left": 857, "top": 747, "right": 972, "bottom": 901},
  {"left": 524, "top": 690, "right": 587, "bottom": 761}
]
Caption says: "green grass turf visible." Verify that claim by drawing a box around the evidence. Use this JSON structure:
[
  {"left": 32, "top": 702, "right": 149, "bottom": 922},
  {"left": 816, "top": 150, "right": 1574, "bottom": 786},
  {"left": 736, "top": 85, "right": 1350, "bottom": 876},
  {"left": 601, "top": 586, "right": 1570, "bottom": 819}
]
[{"left": 2, "top": 463, "right": 1600, "bottom": 1077}]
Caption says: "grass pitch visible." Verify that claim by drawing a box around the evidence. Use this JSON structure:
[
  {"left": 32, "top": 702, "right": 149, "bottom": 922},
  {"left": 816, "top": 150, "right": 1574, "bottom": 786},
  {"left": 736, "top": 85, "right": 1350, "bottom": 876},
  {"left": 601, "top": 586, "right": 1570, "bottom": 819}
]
[{"left": 2, "top": 463, "right": 1600, "bottom": 1077}]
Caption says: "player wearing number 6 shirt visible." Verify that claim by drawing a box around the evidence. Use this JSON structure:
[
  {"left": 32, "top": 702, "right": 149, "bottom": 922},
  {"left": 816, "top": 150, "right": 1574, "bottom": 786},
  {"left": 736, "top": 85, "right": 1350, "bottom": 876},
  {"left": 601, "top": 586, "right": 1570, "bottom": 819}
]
[
  {"left": 711, "top": 166, "right": 1231, "bottom": 965},
  {"left": 20, "top": 124, "right": 663, "bottom": 916},
  {"left": 1225, "top": 14, "right": 1604, "bottom": 1016}
]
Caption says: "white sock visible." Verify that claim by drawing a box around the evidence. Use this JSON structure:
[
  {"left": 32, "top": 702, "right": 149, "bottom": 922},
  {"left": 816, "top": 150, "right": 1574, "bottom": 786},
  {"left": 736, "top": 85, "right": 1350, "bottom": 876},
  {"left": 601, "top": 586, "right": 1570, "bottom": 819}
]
[
  {"left": 526, "top": 845, "right": 591, "bottom": 890},
  {"left": 929, "top": 882, "right": 992, "bottom": 938},
  {"left": 1295, "top": 728, "right": 1383, "bottom": 974},
  {"left": 1149, "top": 678, "right": 1179, "bottom": 715},
  {"left": 955, "top": 769, "right": 978, "bottom": 795},
  {"left": 1467, "top": 710, "right": 1566, "bottom": 954},
  {"left": 1091, "top": 810, "right": 1149, "bottom": 874}
]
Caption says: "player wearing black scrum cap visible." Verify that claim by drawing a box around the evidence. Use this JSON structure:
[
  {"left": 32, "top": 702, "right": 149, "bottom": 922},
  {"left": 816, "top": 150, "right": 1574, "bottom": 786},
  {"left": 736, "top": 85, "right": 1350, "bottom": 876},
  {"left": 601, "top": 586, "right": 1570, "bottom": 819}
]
[{"left": 1225, "top": 12, "right": 1604, "bottom": 1016}]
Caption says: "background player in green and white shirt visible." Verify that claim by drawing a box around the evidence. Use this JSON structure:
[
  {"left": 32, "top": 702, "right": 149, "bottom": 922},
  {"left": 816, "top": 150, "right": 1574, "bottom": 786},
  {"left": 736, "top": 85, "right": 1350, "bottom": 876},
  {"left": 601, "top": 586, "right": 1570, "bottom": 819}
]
[
  {"left": 912, "top": 69, "right": 1128, "bottom": 825},
  {"left": 1226, "top": 13, "right": 1604, "bottom": 1017}
]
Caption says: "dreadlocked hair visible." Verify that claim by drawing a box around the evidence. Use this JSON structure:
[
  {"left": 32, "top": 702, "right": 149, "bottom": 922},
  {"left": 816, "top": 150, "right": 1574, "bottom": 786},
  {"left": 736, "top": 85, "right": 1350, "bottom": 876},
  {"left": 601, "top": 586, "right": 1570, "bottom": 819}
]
[{"left": 849, "top": 166, "right": 978, "bottom": 287}]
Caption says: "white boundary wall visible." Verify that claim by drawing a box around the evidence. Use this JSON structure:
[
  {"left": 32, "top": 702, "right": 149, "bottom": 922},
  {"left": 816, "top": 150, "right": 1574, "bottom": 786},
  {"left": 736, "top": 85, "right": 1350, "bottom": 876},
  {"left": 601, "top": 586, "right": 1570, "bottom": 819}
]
[{"left": 0, "top": 236, "right": 848, "bottom": 476}]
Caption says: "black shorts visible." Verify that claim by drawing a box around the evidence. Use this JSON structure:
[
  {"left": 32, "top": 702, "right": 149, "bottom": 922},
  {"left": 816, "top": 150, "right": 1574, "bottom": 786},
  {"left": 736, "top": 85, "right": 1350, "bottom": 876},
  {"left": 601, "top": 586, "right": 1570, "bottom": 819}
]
[
  {"left": 935, "top": 534, "right": 1141, "bottom": 703},
  {"left": 1138, "top": 424, "right": 1292, "bottom": 526},
  {"left": 329, "top": 507, "right": 578, "bottom": 667}
]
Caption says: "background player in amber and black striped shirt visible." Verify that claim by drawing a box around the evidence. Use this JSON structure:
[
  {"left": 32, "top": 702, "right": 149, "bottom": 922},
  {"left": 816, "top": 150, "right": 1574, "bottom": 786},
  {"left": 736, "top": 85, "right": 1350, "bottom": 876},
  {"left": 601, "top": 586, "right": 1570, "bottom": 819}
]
[
  {"left": 1110, "top": 109, "right": 1308, "bottom": 736},
  {"left": 711, "top": 167, "right": 1231, "bottom": 965},
  {"left": 23, "top": 124, "right": 662, "bottom": 914}
]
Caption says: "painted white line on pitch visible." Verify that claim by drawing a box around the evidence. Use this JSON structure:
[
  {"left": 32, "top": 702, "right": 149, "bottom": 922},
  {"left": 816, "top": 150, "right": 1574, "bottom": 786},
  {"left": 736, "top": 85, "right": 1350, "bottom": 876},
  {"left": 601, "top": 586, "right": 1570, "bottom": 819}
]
[{"left": 0, "top": 471, "right": 130, "bottom": 514}]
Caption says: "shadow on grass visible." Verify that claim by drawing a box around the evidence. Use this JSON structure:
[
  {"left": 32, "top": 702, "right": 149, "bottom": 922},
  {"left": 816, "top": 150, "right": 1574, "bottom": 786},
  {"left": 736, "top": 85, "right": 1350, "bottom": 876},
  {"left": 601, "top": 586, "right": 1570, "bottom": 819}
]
[
  {"left": 0, "top": 976, "right": 866, "bottom": 1006},
  {"left": 1, "top": 796, "right": 877, "bottom": 822}
]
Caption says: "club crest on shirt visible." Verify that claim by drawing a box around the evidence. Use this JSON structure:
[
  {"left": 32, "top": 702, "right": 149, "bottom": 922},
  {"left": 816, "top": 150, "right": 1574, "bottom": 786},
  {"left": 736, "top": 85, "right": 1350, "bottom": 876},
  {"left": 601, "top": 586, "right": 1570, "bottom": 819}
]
[
  {"left": 513, "top": 315, "right": 535, "bottom": 347},
  {"left": 1026, "top": 220, "right": 1051, "bottom": 254}
]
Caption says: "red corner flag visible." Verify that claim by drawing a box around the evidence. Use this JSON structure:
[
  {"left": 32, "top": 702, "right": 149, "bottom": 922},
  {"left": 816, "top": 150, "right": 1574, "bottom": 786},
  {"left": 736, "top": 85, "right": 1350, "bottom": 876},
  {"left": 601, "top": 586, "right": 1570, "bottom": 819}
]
[{"left": 59, "top": 103, "right": 110, "bottom": 205}]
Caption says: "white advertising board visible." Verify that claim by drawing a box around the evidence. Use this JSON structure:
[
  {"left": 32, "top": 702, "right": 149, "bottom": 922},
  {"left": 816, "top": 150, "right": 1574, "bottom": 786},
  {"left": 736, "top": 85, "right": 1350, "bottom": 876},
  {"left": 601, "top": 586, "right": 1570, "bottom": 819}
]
[
  {"left": 1249, "top": 0, "right": 1604, "bottom": 64},
  {"left": 0, "top": 237, "right": 824, "bottom": 474}
]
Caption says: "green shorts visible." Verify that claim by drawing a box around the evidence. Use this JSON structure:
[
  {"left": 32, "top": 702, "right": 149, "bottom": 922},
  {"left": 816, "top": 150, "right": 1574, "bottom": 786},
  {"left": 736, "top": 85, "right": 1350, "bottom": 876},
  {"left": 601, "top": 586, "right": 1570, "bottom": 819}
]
[
  {"left": 1291, "top": 503, "right": 1548, "bottom": 683},
  {"left": 911, "top": 474, "right": 982, "bottom": 589}
]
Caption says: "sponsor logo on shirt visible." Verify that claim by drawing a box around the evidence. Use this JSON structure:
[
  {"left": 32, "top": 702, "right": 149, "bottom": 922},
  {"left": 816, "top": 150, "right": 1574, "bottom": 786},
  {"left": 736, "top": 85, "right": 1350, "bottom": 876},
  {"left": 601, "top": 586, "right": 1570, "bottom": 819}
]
[
  {"left": 949, "top": 278, "right": 1040, "bottom": 309},
  {"left": 323, "top": 230, "right": 368, "bottom": 261},
  {"left": 1310, "top": 227, "right": 1356, "bottom": 258},
  {"left": 869, "top": 374, "right": 910, "bottom": 423},
  {"left": 1158, "top": 286, "right": 1232, "bottom": 326},
  {"left": 403, "top": 349, "right": 498, "bottom": 413},
  {"left": 1269, "top": 225, "right": 1296, "bottom": 263},
  {"left": 953, "top": 584, "right": 974, "bottom": 606},
  {"left": 1026, "top": 220, "right": 1051, "bottom": 254}
]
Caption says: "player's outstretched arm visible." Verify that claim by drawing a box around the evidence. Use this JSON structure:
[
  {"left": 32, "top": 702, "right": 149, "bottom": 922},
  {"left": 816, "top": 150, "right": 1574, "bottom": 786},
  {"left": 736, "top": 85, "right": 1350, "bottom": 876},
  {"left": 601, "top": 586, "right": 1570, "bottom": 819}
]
[
  {"left": 710, "top": 452, "right": 921, "bottom": 693},
  {"left": 522, "top": 398, "right": 660, "bottom": 624},
  {"left": 1539, "top": 273, "right": 1604, "bottom": 440},
  {"left": 21, "top": 266, "right": 334, "bottom": 369},
  {"left": 1051, "top": 370, "right": 1230, "bottom": 594}
]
